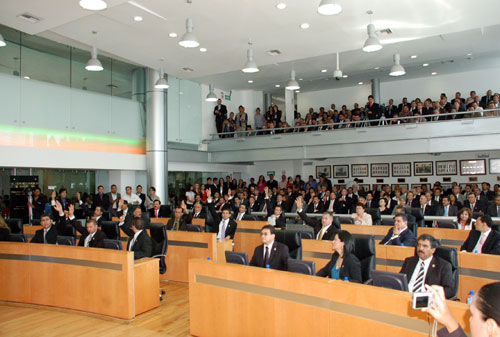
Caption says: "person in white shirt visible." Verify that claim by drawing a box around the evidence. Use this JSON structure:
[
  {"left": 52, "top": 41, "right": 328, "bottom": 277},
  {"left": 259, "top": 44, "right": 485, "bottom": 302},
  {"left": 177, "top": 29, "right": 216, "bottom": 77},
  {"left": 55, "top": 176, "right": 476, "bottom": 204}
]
[
  {"left": 351, "top": 203, "right": 372, "bottom": 225},
  {"left": 185, "top": 185, "right": 195, "bottom": 209},
  {"left": 107, "top": 184, "right": 121, "bottom": 213},
  {"left": 460, "top": 215, "right": 500, "bottom": 255},
  {"left": 123, "top": 186, "right": 141, "bottom": 205},
  {"left": 234, "top": 204, "right": 248, "bottom": 221}
]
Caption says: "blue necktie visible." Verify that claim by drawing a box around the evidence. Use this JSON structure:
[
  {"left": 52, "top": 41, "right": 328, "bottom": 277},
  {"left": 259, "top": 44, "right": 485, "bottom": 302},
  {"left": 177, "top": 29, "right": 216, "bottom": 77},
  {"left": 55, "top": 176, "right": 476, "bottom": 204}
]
[{"left": 444, "top": 206, "right": 448, "bottom": 216}]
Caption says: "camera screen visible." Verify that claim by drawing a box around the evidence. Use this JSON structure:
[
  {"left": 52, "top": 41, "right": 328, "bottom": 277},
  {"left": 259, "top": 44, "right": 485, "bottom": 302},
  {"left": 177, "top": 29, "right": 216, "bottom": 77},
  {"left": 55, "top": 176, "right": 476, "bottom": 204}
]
[{"left": 415, "top": 295, "right": 429, "bottom": 308}]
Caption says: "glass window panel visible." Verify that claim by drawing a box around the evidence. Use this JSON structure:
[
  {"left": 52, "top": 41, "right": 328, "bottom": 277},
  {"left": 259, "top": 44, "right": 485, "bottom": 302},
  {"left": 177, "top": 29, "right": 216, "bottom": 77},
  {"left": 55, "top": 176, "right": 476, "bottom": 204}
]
[
  {"left": 111, "top": 58, "right": 141, "bottom": 99},
  {"left": 71, "top": 46, "right": 112, "bottom": 96},
  {"left": 0, "top": 24, "right": 21, "bottom": 77}
]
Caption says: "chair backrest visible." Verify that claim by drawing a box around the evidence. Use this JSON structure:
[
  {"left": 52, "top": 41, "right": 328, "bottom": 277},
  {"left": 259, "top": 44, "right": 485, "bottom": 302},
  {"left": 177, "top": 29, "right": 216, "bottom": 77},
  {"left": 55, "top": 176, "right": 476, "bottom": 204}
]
[
  {"left": 381, "top": 219, "right": 394, "bottom": 227},
  {"left": 366, "top": 208, "right": 381, "bottom": 226},
  {"left": 408, "top": 208, "right": 425, "bottom": 227},
  {"left": 336, "top": 216, "right": 354, "bottom": 225},
  {"left": 103, "top": 239, "right": 122, "bottom": 250},
  {"left": 299, "top": 231, "right": 314, "bottom": 240},
  {"left": 407, "top": 222, "right": 418, "bottom": 237},
  {"left": 8, "top": 233, "right": 27, "bottom": 242},
  {"left": 275, "top": 230, "right": 302, "bottom": 259},
  {"left": 333, "top": 217, "right": 342, "bottom": 230},
  {"left": 352, "top": 234, "right": 376, "bottom": 283},
  {"left": 225, "top": 251, "right": 249, "bottom": 265},
  {"left": 61, "top": 223, "right": 77, "bottom": 237},
  {"left": 161, "top": 205, "right": 173, "bottom": 218},
  {"left": 186, "top": 224, "right": 203, "bottom": 232},
  {"left": 434, "top": 246, "right": 459, "bottom": 299},
  {"left": 287, "top": 259, "right": 315, "bottom": 276},
  {"left": 5, "top": 218, "right": 23, "bottom": 234},
  {"left": 101, "top": 221, "right": 120, "bottom": 240},
  {"left": 242, "top": 214, "right": 258, "bottom": 221},
  {"left": 102, "top": 211, "right": 111, "bottom": 221},
  {"left": 150, "top": 223, "right": 168, "bottom": 274},
  {"left": 31, "top": 219, "right": 41, "bottom": 226},
  {"left": 437, "top": 221, "right": 457, "bottom": 229},
  {"left": 56, "top": 236, "right": 75, "bottom": 246}
]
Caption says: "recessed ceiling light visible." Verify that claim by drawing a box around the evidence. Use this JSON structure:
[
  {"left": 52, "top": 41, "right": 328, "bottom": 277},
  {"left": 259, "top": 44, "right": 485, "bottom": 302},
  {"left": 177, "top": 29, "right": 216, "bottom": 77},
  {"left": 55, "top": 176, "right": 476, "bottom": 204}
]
[
  {"left": 298, "top": 78, "right": 303, "bottom": 81},
  {"left": 79, "top": 0, "right": 107, "bottom": 11},
  {"left": 321, "top": 69, "right": 327, "bottom": 73},
  {"left": 342, "top": 74, "right": 348, "bottom": 78},
  {"left": 169, "top": 32, "right": 177, "bottom": 38},
  {"left": 422, "top": 63, "right": 429, "bottom": 67},
  {"left": 275, "top": 84, "right": 280, "bottom": 87},
  {"left": 134, "top": 16, "right": 143, "bottom": 22},
  {"left": 248, "top": 80, "right": 253, "bottom": 83},
  {"left": 300, "top": 23, "right": 310, "bottom": 29},
  {"left": 467, "top": 53, "right": 472, "bottom": 56},
  {"left": 374, "top": 66, "right": 380, "bottom": 70},
  {"left": 358, "top": 81, "right": 363, "bottom": 85},
  {"left": 23, "top": 76, "right": 30, "bottom": 79},
  {"left": 276, "top": 3, "right": 286, "bottom": 9},
  {"left": 199, "top": 47, "right": 207, "bottom": 52},
  {"left": 410, "top": 55, "right": 417, "bottom": 59},
  {"left": 431, "top": 72, "right": 437, "bottom": 75}
]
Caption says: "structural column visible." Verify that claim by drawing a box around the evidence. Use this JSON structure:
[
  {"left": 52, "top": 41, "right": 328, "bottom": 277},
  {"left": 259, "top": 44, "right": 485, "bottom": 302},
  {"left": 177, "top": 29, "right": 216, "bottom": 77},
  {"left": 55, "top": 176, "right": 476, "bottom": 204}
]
[
  {"left": 145, "top": 68, "right": 168, "bottom": 203},
  {"left": 284, "top": 89, "right": 294, "bottom": 125},
  {"left": 371, "top": 78, "right": 381, "bottom": 104},
  {"left": 264, "top": 93, "right": 272, "bottom": 110}
]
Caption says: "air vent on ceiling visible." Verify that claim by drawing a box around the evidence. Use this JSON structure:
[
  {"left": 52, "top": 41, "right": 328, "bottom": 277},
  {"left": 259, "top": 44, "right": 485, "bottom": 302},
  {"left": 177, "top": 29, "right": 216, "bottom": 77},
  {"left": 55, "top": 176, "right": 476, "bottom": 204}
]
[
  {"left": 17, "top": 13, "right": 41, "bottom": 23},
  {"left": 182, "top": 67, "right": 194, "bottom": 72},
  {"left": 379, "top": 28, "right": 392, "bottom": 35},
  {"left": 266, "top": 49, "right": 281, "bottom": 56},
  {"left": 440, "top": 59, "right": 454, "bottom": 64}
]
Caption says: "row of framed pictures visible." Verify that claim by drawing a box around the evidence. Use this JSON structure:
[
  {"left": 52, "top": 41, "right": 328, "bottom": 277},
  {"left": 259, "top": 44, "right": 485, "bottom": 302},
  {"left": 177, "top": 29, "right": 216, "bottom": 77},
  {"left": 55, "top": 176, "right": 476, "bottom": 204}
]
[
  {"left": 337, "top": 183, "right": 472, "bottom": 191},
  {"left": 316, "top": 159, "right": 490, "bottom": 179}
]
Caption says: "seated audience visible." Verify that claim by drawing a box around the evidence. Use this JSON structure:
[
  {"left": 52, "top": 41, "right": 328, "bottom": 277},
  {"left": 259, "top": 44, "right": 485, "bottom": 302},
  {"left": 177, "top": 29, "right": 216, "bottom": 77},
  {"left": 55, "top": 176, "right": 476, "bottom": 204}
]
[
  {"left": 119, "top": 217, "right": 152, "bottom": 260},
  {"left": 56, "top": 203, "right": 106, "bottom": 248},
  {"left": 455, "top": 208, "right": 474, "bottom": 230},
  {"left": 206, "top": 190, "right": 237, "bottom": 240},
  {"left": 351, "top": 203, "right": 372, "bottom": 225},
  {"left": 460, "top": 215, "right": 500, "bottom": 255},
  {"left": 435, "top": 196, "right": 458, "bottom": 217},
  {"left": 295, "top": 197, "right": 339, "bottom": 240},
  {"left": 249, "top": 225, "right": 289, "bottom": 270},
  {"left": 166, "top": 205, "right": 188, "bottom": 231}
]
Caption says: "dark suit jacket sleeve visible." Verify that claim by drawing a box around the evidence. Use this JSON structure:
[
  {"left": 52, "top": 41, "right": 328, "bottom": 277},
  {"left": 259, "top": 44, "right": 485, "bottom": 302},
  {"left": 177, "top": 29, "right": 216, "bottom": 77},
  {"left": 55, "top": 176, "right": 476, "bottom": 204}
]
[
  {"left": 226, "top": 220, "right": 237, "bottom": 239},
  {"left": 460, "top": 231, "right": 475, "bottom": 252},
  {"left": 206, "top": 201, "right": 221, "bottom": 224},
  {"left": 30, "top": 229, "right": 44, "bottom": 243},
  {"left": 342, "top": 254, "right": 362, "bottom": 283},
  {"left": 317, "top": 254, "right": 337, "bottom": 277},
  {"left": 93, "top": 230, "right": 106, "bottom": 248},
  {"left": 439, "top": 259, "right": 455, "bottom": 299},
  {"left": 437, "top": 326, "right": 467, "bottom": 337},
  {"left": 486, "top": 232, "right": 500, "bottom": 255},
  {"left": 379, "top": 228, "right": 393, "bottom": 245},
  {"left": 297, "top": 210, "right": 320, "bottom": 230},
  {"left": 69, "top": 218, "right": 88, "bottom": 235},
  {"left": 277, "top": 215, "right": 286, "bottom": 228},
  {"left": 249, "top": 245, "right": 261, "bottom": 267},
  {"left": 134, "top": 232, "right": 152, "bottom": 259}
]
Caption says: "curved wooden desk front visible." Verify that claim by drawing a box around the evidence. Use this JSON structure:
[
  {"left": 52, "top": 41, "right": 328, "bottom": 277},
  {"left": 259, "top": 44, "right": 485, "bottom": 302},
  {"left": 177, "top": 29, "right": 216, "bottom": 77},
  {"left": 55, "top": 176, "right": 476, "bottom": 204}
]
[
  {"left": 0, "top": 242, "right": 159, "bottom": 319},
  {"left": 189, "top": 259, "right": 471, "bottom": 337}
]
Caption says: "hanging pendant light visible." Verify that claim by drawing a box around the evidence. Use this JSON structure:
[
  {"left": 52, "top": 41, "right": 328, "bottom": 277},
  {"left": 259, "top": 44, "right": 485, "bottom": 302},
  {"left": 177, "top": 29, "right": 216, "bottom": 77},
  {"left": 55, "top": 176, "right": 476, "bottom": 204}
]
[
  {"left": 286, "top": 70, "right": 300, "bottom": 90},
  {"left": 242, "top": 41, "right": 259, "bottom": 73},
  {"left": 317, "top": 0, "right": 342, "bottom": 15},
  {"left": 155, "top": 59, "right": 169, "bottom": 89},
  {"left": 389, "top": 53, "right": 406, "bottom": 76},
  {"left": 333, "top": 51, "right": 343, "bottom": 79},
  {"left": 85, "top": 31, "right": 103, "bottom": 71},
  {"left": 179, "top": 17, "right": 199, "bottom": 48},
  {"left": 206, "top": 84, "right": 217, "bottom": 102},
  {"left": 363, "top": 24, "right": 382, "bottom": 52}
]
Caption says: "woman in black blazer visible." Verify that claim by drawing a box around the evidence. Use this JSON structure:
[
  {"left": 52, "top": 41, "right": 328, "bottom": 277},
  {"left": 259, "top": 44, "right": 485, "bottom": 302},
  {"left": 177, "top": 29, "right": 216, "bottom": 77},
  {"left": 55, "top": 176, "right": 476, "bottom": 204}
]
[{"left": 317, "top": 230, "right": 362, "bottom": 283}]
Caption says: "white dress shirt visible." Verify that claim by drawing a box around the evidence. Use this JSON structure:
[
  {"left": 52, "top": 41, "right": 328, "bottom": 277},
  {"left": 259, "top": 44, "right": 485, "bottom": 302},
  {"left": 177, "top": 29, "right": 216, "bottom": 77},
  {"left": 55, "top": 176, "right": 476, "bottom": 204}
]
[
  {"left": 129, "top": 230, "right": 143, "bottom": 251},
  {"left": 123, "top": 193, "right": 141, "bottom": 204},
  {"left": 473, "top": 228, "right": 492, "bottom": 253},
  {"left": 408, "top": 256, "right": 433, "bottom": 293},
  {"left": 316, "top": 224, "right": 332, "bottom": 240},
  {"left": 84, "top": 232, "right": 95, "bottom": 247}
]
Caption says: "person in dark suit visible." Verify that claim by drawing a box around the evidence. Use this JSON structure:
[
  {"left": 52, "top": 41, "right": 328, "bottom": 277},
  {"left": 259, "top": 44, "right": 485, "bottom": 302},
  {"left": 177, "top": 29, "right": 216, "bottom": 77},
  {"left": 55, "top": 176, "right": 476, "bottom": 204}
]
[
  {"left": 307, "top": 195, "right": 325, "bottom": 213},
  {"left": 365, "top": 95, "right": 380, "bottom": 125},
  {"left": 28, "top": 187, "right": 47, "bottom": 221},
  {"left": 296, "top": 197, "right": 339, "bottom": 240},
  {"left": 166, "top": 206, "right": 187, "bottom": 231},
  {"left": 214, "top": 99, "right": 228, "bottom": 137},
  {"left": 92, "top": 185, "right": 110, "bottom": 211},
  {"left": 55, "top": 203, "right": 106, "bottom": 248},
  {"left": 0, "top": 216, "right": 11, "bottom": 241},
  {"left": 30, "top": 213, "right": 66, "bottom": 244},
  {"left": 250, "top": 225, "right": 289, "bottom": 271},
  {"left": 119, "top": 217, "right": 152, "bottom": 260},
  {"left": 183, "top": 202, "right": 206, "bottom": 224},
  {"left": 136, "top": 185, "right": 146, "bottom": 211},
  {"left": 487, "top": 195, "right": 500, "bottom": 218},
  {"left": 380, "top": 213, "right": 417, "bottom": 246},
  {"left": 463, "top": 193, "right": 487, "bottom": 214},
  {"left": 206, "top": 189, "right": 237, "bottom": 240},
  {"left": 91, "top": 206, "right": 105, "bottom": 227},
  {"left": 262, "top": 187, "right": 286, "bottom": 228},
  {"left": 317, "top": 230, "right": 362, "bottom": 283},
  {"left": 107, "top": 184, "right": 121, "bottom": 215},
  {"left": 435, "top": 196, "right": 458, "bottom": 217},
  {"left": 400, "top": 234, "right": 455, "bottom": 299},
  {"left": 148, "top": 200, "right": 169, "bottom": 219},
  {"left": 460, "top": 215, "right": 500, "bottom": 255}
]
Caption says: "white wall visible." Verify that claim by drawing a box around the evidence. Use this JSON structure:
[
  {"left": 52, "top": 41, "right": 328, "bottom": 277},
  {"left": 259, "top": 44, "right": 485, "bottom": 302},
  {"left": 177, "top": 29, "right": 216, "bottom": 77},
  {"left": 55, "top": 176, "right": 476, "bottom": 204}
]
[{"left": 297, "top": 66, "right": 500, "bottom": 113}]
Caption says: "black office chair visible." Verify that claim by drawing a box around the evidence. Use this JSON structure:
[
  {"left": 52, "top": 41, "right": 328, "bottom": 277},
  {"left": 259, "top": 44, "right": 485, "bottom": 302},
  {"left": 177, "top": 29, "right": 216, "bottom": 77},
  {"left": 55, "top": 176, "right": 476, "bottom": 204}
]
[
  {"left": 472, "top": 212, "right": 482, "bottom": 220},
  {"left": 5, "top": 218, "right": 23, "bottom": 234},
  {"left": 408, "top": 208, "right": 425, "bottom": 227},
  {"left": 161, "top": 205, "right": 173, "bottom": 218},
  {"left": 61, "top": 222, "right": 77, "bottom": 237},
  {"left": 336, "top": 216, "right": 354, "bottom": 225},
  {"left": 31, "top": 219, "right": 41, "bottom": 226},
  {"left": 150, "top": 222, "right": 168, "bottom": 300},
  {"left": 434, "top": 246, "right": 459, "bottom": 300},
  {"left": 101, "top": 221, "right": 120, "bottom": 240},
  {"left": 299, "top": 231, "right": 314, "bottom": 240},
  {"left": 381, "top": 218, "right": 394, "bottom": 227},
  {"left": 287, "top": 259, "right": 315, "bottom": 276},
  {"left": 407, "top": 222, "right": 418, "bottom": 237},
  {"left": 242, "top": 214, "right": 258, "bottom": 221},
  {"left": 275, "top": 230, "right": 302, "bottom": 259},
  {"left": 8, "top": 233, "right": 27, "bottom": 242},
  {"left": 352, "top": 234, "right": 376, "bottom": 284},
  {"left": 103, "top": 239, "right": 122, "bottom": 250},
  {"left": 56, "top": 236, "right": 75, "bottom": 246},
  {"left": 186, "top": 224, "right": 203, "bottom": 232},
  {"left": 333, "top": 217, "right": 342, "bottom": 230},
  {"left": 366, "top": 208, "right": 382, "bottom": 226},
  {"left": 225, "top": 251, "right": 249, "bottom": 265},
  {"left": 102, "top": 211, "right": 111, "bottom": 221},
  {"left": 437, "top": 221, "right": 457, "bottom": 229},
  {"left": 205, "top": 207, "right": 216, "bottom": 233}
]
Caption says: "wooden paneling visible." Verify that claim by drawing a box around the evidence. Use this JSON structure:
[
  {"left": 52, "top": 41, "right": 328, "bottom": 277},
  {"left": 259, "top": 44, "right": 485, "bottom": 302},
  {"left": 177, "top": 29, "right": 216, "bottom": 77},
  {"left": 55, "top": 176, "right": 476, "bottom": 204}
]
[
  {"left": 458, "top": 252, "right": 500, "bottom": 301},
  {"left": 302, "top": 239, "right": 332, "bottom": 273},
  {"left": 418, "top": 227, "right": 469, "bottom": 249},
  {"left": 134, "top": 258, "right": 160, "bottom": 315},
  {"left": 233, "top": 220, "right": 267, "bottom": 260}
]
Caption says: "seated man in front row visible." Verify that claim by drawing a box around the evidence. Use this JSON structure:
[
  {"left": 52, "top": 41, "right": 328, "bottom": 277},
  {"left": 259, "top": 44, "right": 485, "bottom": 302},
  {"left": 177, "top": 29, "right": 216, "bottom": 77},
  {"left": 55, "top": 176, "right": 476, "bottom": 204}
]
[
  {"left": 166, "top": 205, "right": 187, "bottom": 231},
  {"left": 250, "top": 225, "right": 289, "bottom": 271},
  {"left": 119, "top": 217, "right": 152, "bottom": 260},
  {"left": 30, "top": 213, "right": 66, "bottom": 244},
  {"left": 400, "top": 234, "right": 455, "bottom": 299},
  {"left": 380, "top": 213, "right": 417, "bottom": 246},
  {"left": 460, "top": 214, "right": 500, "bottom": 255}
]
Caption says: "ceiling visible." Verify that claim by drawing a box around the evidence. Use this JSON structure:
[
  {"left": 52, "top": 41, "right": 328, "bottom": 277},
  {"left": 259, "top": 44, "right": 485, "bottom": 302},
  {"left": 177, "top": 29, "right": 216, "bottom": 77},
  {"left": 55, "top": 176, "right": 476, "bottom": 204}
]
[{"left": 1, "top": 0, "right": 500, "bottom": 94}]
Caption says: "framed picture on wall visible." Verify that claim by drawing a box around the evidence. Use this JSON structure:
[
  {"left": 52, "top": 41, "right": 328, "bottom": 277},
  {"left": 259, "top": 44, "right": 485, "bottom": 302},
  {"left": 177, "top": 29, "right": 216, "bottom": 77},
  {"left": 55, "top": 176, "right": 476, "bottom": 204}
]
[
  {"left": 411, "top": 183, "right": 431, "bottom": 190},
  {"left": 370, "top": 163, "right": 389, "bottom": 177},
  {"left": 436, "top": 160, "right": 457, "bottom": 176},
  {"left": 351, "top": 164, "right": 368, "bottom": 177},
  {"left": 358, "top": 184, "right": 371, "bottom": 192},
  {"left": 460, "top": 159, "right": 486, "bottom": 175},
  {"left": 333, "top": 165, "right": 349, "bottom": 179},
  {"left": 391, "top": 184, "right": 409, "bottom": 191},
  {"left": 391, "top": 162, "right": 411, "bottom": 177},
  {"left": 414, "top": 161, "right": 434, "bottom": 176},
  {"left": 490, "top": 159, "right": 500, "bottom": 174},
  {"left": 315, "top": 165, "right": 331, "bottom": 179}
]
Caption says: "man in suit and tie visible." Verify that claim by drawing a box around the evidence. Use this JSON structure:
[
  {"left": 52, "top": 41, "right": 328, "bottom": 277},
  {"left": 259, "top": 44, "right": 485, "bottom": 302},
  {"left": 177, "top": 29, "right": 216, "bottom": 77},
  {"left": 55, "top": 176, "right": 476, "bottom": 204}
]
[
  {"left": 56, "top": 203, "right": 106, "bottom": 248},
  {"left": 166, "top": 206, "right": 187, "bottom": 231},
  {"left": 206, "top": 189, "right": 237, "bottom": 240},
  {"left": 461, "top": 215, "right": 500, "bottom": 255},
  {"left": 481, "top": 182, "right": 495, "bottom": 201},
  {"left": 107, "top": 184, "right": 121, "bottom": 215},
  {"left": 233, "top": 203, "right": 249, "bottom": 221},
  {"left": 119, "top": 217, "right": 152, "bottom": 260},
  {"left": 463, "top": 193, "right": 487, "bottom": 214},
  {"left": 307, "top": 195, "right": 324, "bottom": 214},
  {"left": 481, "top": 89, "right": 493, "bottom": 108},
  {"left": 436, "top": 196, "right": 458, "bottom": 217},
  {"left": 214, "top": 98, "right": 227, "bottom": 137},
  {"left": 93, "top": 185, "right": 110, "bottom": 211},
  {"left": 296, "top": 198, "right": 339, "bottom": 240},
  {"left": 487, "top": 196, "right": 500, "bottom": 218},
  {"left": 250, "top": 225, "right": 289, "bottom": 270},
  {"left": 184, "top": 202, "right": 206, "bottom": 224},
  {"left": 400, "top": 234, "right": 455, "bottom": 299},
  {"left": 136, "top": 185, "right": 146, "bottom": 211},
  {"left": 89, "top": 205, "right": 105, "bottom": 227},
  {"left": 380, "top": 213, "right": 417, "bottom": 246},
  {"left": 148, "top": 200, "right": 168, "bottom": 219},
  {"left": 30, "top": 212, "right": 67, "bottom": 244}
]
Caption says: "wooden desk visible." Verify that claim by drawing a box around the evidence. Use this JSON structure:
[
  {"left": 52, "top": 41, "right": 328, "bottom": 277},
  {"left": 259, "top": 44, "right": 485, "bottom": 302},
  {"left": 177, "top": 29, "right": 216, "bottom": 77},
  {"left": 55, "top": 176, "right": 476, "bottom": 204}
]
[
  {"left": 302, "top": 239, "right": 332, "bottom": 273},
  {"left": 376, "top": 245, "right": 415, "bottom": 272},
  {"left": 458, "top": 252, "right": 500, "bottom": 301},
  {"left": 418, "top": 227, "right": 469, "bottom": 249},
  {"left": 0, "top": 242, "right": 159, "bottom": 319},
  {"left": 189, "top": 259, "right": 471, "bottom": 337},
  {"left": 22, "top": 225, "right": 42, "bottom": 241},
  {"left": 233, "top": 220, "right": 267, "bottom": 260},
  {"left": 192, "top": 218, "right": 206, "bottom": 228},
  {"left": 341, "top": 224, "right": 389, "bottom": 241}
]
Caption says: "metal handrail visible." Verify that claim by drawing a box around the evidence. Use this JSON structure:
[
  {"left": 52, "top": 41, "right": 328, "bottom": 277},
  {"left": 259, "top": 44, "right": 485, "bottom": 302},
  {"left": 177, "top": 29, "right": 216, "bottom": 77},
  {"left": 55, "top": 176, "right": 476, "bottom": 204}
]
[{"left": 207, "top": 108, "right": 498, "bottom": 140}]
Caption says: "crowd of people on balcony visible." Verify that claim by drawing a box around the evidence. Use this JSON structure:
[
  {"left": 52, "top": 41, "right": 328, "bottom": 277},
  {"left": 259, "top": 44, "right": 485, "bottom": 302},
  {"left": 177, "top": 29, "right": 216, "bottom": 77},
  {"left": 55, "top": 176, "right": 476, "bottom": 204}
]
[{"left": 213, "top": 90, "right": 500, "bottom": 137}]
